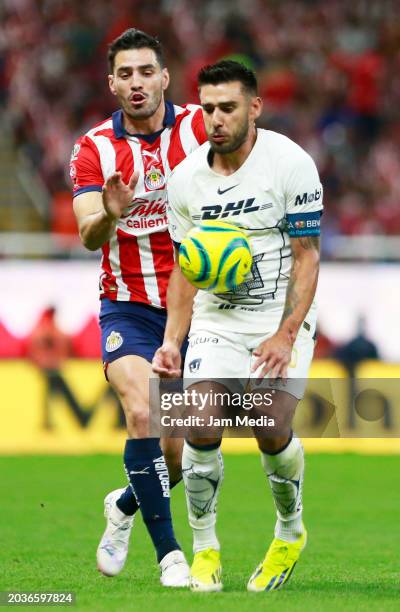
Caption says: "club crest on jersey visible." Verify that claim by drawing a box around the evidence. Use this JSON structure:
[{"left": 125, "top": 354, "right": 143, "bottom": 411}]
[
  {"left": 188, "top": 358, "right": 202, "bottom": 373},
  {"left": 106, "top": 331, "right": 123, "bottom": 352},
  {"left": 145, "top": 166, "right": 165, "bottom": 191},
  {"left": 70, "top": 143, "right": 80, "bottom": 162}
]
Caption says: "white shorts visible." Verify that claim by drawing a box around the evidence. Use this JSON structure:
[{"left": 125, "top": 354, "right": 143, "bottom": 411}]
[{"left": 183, "top": 323, "right": 315, "bottom": 400}]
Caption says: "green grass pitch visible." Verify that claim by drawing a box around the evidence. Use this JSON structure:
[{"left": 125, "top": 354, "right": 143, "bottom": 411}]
[{"left": 1, "top": 453, "right": 399, "bottom": 611}]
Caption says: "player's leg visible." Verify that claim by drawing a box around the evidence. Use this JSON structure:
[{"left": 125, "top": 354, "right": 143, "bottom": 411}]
[
  {"left": 101, "top": 354, "right": 188, "bottom": 585},
  {"left": 161, "top": 437, "right": 183, "bottom": 485},
  {"left": 182, "top": 329, "right": 246, "bottom": 592},
  {"left": 182, "top": 382, "right": 225, "bottom": 593},
  {"left": 97, "top": 304, "right": 188, "bottom": 585},
  {"left": 114, "top": 435, "right": 183, "bottom": 523},
  {"left": 101, "top": 437, "right": 183, "bottom": 576},
  {"left": 247, "top": 330, "right": 314, "bottom": 592},
  {"left": 247, "top": 391, "right": 306, "bottom": 592},
  {"left": 114, "top": 387, "right": 184, "bottom": 518},
  {"left": 256, "top": 392, "right": 304, "bottom": 543}
]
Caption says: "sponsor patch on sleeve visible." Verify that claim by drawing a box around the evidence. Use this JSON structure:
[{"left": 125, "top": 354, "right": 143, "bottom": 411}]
[{"left": 286, "top": 210, "right": 322, "bottom": 237}]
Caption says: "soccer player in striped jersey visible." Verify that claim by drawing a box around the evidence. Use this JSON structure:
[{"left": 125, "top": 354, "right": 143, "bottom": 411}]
[{"left": 70, "top": 29, "right": 206, "bottom": 586}]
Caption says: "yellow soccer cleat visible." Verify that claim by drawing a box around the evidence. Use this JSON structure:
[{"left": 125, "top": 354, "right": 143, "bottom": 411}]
[
  {"left": 190, "top": 548, "right": 223, "bottom": 592},
  {"left": 247, "top": 530, "right": 307, "bottom": 592}
]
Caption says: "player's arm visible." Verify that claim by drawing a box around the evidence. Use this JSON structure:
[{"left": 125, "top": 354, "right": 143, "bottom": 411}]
[
  {"left": 152, "top": 170, "right": 195, "bottom": 377},
  {"left": 73, "top": 172, "right": 138, "bottom": 251},
  {"left": 152, "top": 249, "right": 197, "bottom": 377},
  {"left": 164, "top": 249, "right": 197, "bottom": 346},
  {"left": 252, "top": 149, "right": 323, "bottom": 379},
  {"left": 280, "top": 234, "right": 320, "bottom": 342},
  {"left": 252, "top": 236, "right": 320, "bottom": 379}
]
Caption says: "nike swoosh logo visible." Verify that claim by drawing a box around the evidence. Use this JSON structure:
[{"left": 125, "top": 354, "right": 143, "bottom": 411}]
[{"left": 217, "top": 184, "right": 239, "bottom": 195}]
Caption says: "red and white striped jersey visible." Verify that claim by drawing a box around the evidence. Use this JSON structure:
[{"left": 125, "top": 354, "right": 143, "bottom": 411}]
[{"left": 70, "top": 102, "right": 206, "bottom": 307}]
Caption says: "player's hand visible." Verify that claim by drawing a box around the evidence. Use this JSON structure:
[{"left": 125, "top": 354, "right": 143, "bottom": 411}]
[
  {"left": 102, "top": 171, "right": 139, "bottom": 221},
  {"left": 251, "top": 330, "right": 294, "bottom": 381},
  {"left": 152, "top": 341, "right": 182, "bottom": 378}
]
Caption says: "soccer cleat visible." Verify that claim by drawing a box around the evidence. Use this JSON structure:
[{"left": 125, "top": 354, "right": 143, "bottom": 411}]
[
  {"left": 190, "top": 548, "right": 223, "bottom": 592},
  {"left": 159, "top": 550, "right": 190, "bottom": 587},
  {"left": 247, "top": 529, "right": 307, "bottom": 592},
  {"left": 96, "top": 488, "right": 135, "bottom": 577}
]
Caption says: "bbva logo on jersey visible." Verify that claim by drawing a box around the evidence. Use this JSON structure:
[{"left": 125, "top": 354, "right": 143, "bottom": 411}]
[{"left": 195, "top": 198, "right": 260, "bottom": 221}]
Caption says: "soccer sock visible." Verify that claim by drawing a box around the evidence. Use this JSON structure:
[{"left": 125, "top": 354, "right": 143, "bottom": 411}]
[
  {"left": 117, "top": 477, "right": 182, "bottom": 516},
  {"left": 261, "top": 435, "right": 305, "bottom": 543},
  {"left": 116, "top": 485, "right": 139, "bottom": 516},
  {"left": 122, "top": 438, "right": 180, "bottom": 563},
  {"left": 182, "top": 440, "right": 223, "bottom": 553}
]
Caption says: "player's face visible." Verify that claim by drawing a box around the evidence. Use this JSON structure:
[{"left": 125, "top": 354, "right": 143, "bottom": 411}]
[
  {"left": 199, "top": 82, "right": 262, "bottom": 154},
  {"left": 108, "top": 48, "right": 169, "bottom": 120}
]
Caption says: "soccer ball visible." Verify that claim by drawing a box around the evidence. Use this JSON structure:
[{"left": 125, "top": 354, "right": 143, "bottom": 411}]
[{"left": 178, "top": 221, "right": 252, "bottom": 293}]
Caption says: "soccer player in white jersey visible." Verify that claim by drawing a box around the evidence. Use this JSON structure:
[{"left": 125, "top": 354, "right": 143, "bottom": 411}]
[
  {"left": 71, "top": 29, "right": 206, "bottom": 586},
  {"left": 153, "top": 60, "right": 323, "bottom": 592}
]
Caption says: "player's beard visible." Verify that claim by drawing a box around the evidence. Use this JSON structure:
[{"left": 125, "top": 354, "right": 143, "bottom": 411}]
[
  {"left": 120, "top": 89, "right": 163, "bottom": 121},
  {"left": 209, "top": 118, "right": 250, "bottom": 155}
]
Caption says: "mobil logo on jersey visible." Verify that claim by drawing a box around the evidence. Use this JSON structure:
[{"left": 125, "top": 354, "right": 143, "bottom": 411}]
[
  {"left": 294, "top": 187, "right": 322, "bottom": 206},
  {"left": 142, "top": 148, "right": 166, "bottom": 191},
  {"left": 120, "top": 196, "right": 168, "bottom": 232}
]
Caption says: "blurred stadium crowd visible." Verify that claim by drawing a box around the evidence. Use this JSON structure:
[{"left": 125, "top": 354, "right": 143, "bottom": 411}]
[
  {"left": 1, "top": 0, "right": 400, "bottom": 240},
  {"left": 1, "top": 0, "right": 393, "bottom": 361}
]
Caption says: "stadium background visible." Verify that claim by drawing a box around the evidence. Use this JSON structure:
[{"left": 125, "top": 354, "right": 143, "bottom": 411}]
[{"left": 0, "top": 1, "right": 399, "bottom": 609}]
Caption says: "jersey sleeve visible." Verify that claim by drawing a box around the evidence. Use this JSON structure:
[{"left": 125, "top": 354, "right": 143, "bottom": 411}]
[
  {"left": 191, "top": 107, "right": 208, "bottom": 145},
  {"left": 69, "top": 135, "right": 104, "bottom": 197},
  {"left": 166, "top": 170, "right": 193, "bottom": 246},
  {"left": 284, "top": 151, "right": 323, "bottom": 237}
]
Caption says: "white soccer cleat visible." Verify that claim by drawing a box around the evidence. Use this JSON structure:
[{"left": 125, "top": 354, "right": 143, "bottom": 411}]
[
  {"left": 96, "top": 488, "right": 135, "bottom": 577},
  {"left": 159, "top": 550, "right": 190, "bottom": 587}
]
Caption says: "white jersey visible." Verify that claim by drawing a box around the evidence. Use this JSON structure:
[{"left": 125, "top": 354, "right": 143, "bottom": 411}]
[{"left": 167, "top": 129, "right": 323, "bottom": 334}]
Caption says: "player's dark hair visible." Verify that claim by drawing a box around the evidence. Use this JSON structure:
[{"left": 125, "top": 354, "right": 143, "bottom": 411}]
[
  {"left": 108, "top": 28, "right": 164, "bottom": 72},
  {"left": 198, "top": 60, "right": 258, "bottom": 95}
]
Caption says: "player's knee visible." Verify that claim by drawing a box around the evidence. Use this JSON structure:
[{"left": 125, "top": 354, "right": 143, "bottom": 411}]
[
  {"left": 113, "top": 371, "right": 138, "bottom": 399},
  {"left": 187, "top": 436, "right": 221, "bottom": 448},
  {"left": 112, "top": 376, "right": 149, "bottom": 424},
  {"left": 256, "top": 436, "right": 290, "bottom": 454},
  {"left": 125, "top": 405, "right": 150, "bottom": 437},
  {"left": 114, "top": 376, "right": 150, "bottom": 435}
]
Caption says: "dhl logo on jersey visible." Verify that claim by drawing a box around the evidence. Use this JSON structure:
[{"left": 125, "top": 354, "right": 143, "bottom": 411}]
[{"left": 194, "top": 198, "right": 261, "bottom": 221}]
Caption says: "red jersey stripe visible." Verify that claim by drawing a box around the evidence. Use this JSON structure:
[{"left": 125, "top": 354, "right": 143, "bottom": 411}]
[
  {"left": 191, "top": 108, "right": 207, "bottom": 144},
  {"left": 148, "top": 230, "right": 175, "bottom": 308},
  {"left": 167, "top": 117, "right": 187, "bottom": 170},
  {"left": 93, "top": 128, "right": 115, "bottom": 139},
  {"left": 117, "top": 229, "right": 151, "bottom": 304},
  {"left": 100, "top": 241, "right": 118, "bottom": 298},
  {"left": 112, "top": 138, "right": 134, "bottom": 183}
]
